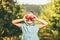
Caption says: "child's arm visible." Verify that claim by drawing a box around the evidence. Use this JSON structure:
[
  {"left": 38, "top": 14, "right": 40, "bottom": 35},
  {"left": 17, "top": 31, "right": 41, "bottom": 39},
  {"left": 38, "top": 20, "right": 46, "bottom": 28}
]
[
  {"left": 37, "top": 19, "right": 48, "bottom": 28},
  {"left": 12, "top": 19, "right": 24, "bottom": 28},
  {"left": 12, "top": 15, "right": 26, "bottom": 28},
  {"left": 35, "top": 17, "right": 48, "bottom": 28}
]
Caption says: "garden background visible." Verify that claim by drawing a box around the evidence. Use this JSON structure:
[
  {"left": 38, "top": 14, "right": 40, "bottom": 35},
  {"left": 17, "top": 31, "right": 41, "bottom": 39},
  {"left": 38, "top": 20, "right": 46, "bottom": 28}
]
[{"left": 0, "top": 0, "right": 60, "bottom": 40}]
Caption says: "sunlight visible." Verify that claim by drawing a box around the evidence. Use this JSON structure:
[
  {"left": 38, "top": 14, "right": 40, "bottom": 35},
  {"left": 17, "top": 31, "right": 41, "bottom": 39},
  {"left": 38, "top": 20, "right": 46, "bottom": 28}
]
[{"left": 15, "top": 0, "right": 51, "bottom": 5}]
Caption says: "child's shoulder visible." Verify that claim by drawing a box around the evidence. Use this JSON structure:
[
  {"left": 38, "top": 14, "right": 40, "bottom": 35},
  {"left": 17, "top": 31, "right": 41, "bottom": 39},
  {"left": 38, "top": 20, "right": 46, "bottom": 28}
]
[
  {"left": 34, "top": 23, "right": 39, "bottom": 25},
  {"left": 21, "top": 23, "right": 26, "bottom": 26}
]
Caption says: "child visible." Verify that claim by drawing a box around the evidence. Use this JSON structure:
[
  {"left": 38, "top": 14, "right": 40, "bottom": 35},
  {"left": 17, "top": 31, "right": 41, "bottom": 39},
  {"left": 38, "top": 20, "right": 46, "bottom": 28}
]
[{"left": 12, "top": 11, "right": 48, "bottom": 40}]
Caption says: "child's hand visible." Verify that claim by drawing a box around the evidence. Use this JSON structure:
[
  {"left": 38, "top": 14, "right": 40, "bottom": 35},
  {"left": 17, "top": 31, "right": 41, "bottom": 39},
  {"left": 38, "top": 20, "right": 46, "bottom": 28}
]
[
  {"left": 34, "top": 16, "right": 39, "bottom": 21},
  {"left": 23, "top": 15, "right": 27, "bottom": 21}
]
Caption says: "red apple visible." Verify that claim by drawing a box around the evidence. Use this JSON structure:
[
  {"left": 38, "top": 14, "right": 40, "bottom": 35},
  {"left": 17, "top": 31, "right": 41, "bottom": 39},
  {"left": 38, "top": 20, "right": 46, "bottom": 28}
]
[
  {"left": 25, "top": 14, "right": 35, "bottom": 19},
  {"left": 25, "top": 15, "right": 30, "bottom": 19},
  {"left": 30, "top": 15, "right": 35, "bottom": 19}
]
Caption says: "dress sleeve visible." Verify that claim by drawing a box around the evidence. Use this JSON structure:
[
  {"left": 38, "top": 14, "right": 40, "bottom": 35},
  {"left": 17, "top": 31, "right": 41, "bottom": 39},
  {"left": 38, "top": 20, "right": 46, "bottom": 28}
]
[
  {"left": 20, "top": 23, "right": 27, "bottom": 32},
  {"left": 36, "top": 24, "right": 40, "bottom": 30},
  {"left": 20, "top": 23, "right": 25, "bottom": 29}
]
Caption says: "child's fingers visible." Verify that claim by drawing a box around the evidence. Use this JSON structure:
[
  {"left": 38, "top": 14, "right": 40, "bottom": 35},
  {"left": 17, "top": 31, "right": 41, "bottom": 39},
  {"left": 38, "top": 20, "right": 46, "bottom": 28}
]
[
  {"left": 23, "top": 15, "right": 27, "bottom": 21},
  {"left": 34, "top": 16, "right": 39, "bottom": 21}
]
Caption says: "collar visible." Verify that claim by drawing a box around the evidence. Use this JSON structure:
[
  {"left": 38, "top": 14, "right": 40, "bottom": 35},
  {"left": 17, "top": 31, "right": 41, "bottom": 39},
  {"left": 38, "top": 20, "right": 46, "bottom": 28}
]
[{"left": 25, "top": 23, "right": 34, "bottom": 26}]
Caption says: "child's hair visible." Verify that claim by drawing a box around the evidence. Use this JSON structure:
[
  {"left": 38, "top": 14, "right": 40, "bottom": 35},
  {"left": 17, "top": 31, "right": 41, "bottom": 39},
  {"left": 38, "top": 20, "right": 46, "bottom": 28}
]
[
  {"left": 25, "top": 10, "right": 38, "bottom": 17},
  {"left": 29, "top": 11, "right": 35, "bottom": 14}
]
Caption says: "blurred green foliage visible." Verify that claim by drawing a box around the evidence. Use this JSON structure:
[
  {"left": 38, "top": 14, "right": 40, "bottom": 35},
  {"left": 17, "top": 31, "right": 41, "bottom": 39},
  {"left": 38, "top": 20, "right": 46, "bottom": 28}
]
[
  {"left": 0, "top": 0, "right": 25, "bottom": 39},
  {"left": 38, "top": 0, "right": 60, "bottom": 40}
]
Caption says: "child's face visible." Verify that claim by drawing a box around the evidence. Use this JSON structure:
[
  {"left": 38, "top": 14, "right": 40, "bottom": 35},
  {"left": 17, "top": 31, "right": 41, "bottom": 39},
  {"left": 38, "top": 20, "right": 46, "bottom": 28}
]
[
  {"left": 25, "top": 12, "right": 35, "bottom": 24},
  {"left": 26, "top": 18, "right": 35, "bottom": 24}
]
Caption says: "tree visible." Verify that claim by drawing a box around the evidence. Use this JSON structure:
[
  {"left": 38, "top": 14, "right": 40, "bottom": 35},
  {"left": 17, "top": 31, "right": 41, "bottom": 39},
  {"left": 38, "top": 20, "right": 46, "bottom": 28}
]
[
  {"left": 38, "top": 0, "right": 60, "bottom": 40},
  {"left": 0, "top": 0, "right": 25, "bottom": 39}
]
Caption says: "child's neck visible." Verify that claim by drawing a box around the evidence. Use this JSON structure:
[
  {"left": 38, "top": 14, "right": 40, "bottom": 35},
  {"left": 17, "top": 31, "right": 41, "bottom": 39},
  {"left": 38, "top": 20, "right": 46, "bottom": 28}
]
[{"left": 26, "top": 23, "right": 34, "bottom": 26}]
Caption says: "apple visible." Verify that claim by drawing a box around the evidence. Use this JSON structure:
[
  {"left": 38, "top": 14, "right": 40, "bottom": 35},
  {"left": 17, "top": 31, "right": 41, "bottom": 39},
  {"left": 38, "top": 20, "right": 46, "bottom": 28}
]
[
  {"left": 25, "top": 15, "right": 30, "bottom": 19},
  {"left": 25, "top": 14, "right": 35, "bottom": 19},
  {"left": 30, "top": 15, "right": 35, "bottom": 19}
]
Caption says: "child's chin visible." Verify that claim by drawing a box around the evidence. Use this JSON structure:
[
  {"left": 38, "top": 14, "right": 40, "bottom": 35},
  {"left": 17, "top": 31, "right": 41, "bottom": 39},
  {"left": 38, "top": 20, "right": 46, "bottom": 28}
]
[{"left": 27, "top": 22, "right": 33, "bottom": 24}]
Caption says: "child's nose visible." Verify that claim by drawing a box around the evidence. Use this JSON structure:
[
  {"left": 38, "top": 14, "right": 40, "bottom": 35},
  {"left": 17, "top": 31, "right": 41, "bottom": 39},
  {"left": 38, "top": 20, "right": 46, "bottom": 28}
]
[{"left": 28, "top": 20, "right": 31, "bottom": 21}]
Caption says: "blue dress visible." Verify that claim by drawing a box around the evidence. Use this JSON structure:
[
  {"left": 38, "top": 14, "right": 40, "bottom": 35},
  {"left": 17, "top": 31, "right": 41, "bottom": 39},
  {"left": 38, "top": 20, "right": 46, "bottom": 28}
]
[{"left": 21, "top": 23, "right": 40, "bottom": 40}]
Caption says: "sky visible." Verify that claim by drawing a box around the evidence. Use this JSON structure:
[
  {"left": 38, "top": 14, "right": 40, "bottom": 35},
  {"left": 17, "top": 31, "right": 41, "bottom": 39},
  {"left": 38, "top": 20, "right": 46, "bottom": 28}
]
[{"left": 14, "top": 0, "right": 51, "bottom": 5}]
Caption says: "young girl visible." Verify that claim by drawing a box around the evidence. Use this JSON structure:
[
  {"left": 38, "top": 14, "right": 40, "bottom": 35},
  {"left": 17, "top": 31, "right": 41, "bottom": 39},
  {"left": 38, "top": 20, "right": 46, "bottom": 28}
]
[{"left": 12, "top": 11, "right": 48, "bottom": 40}]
